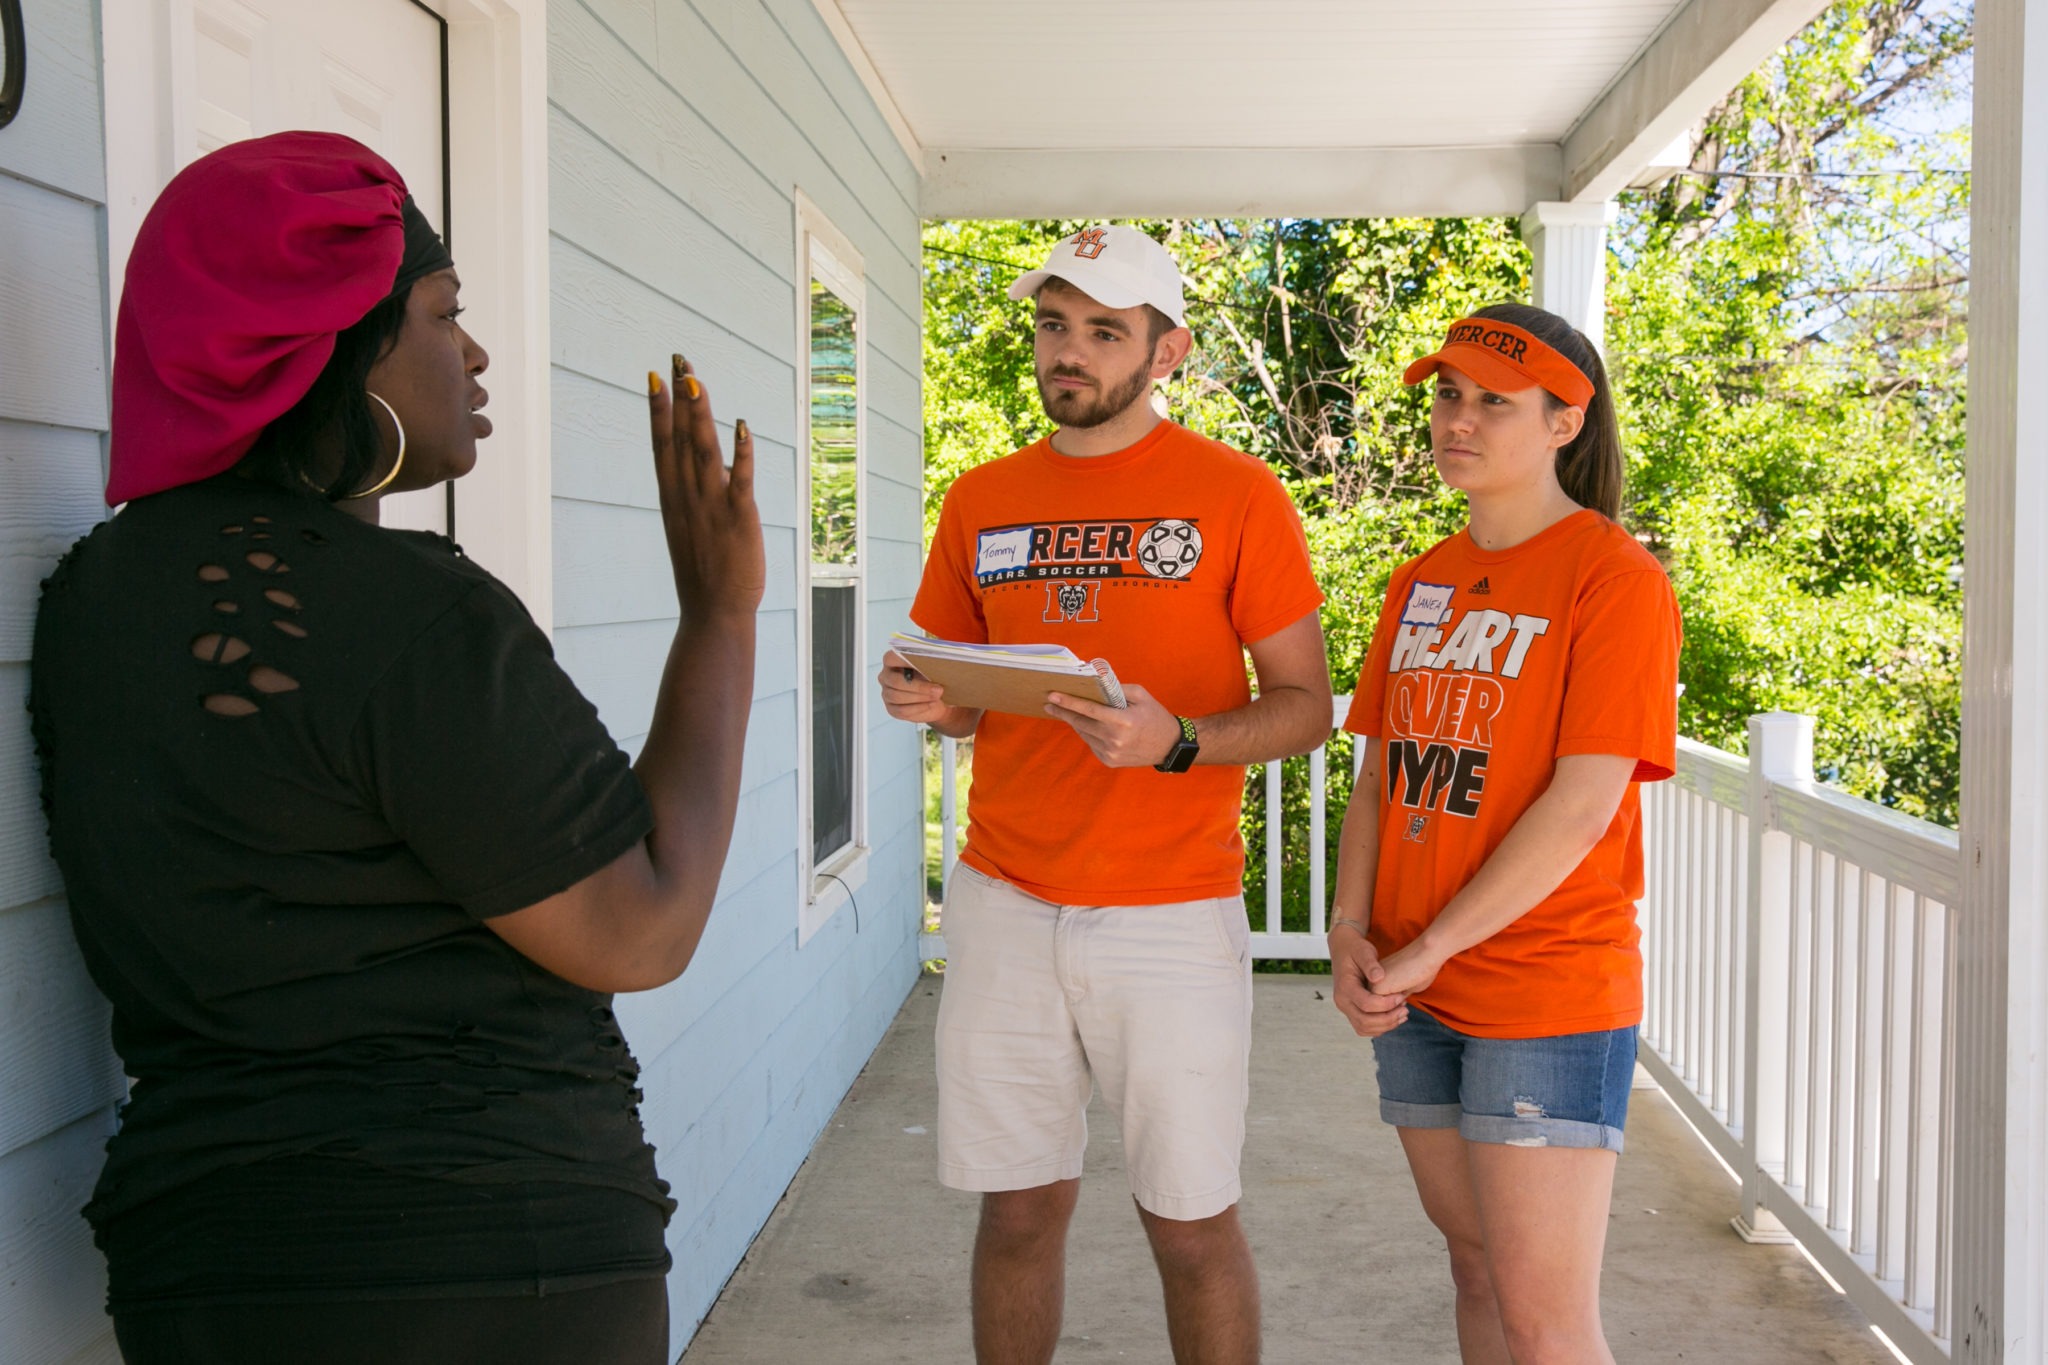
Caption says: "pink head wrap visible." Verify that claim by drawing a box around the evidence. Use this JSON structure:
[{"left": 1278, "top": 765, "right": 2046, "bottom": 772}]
[{"left": 106, "top": 131, "right": 411, "bottom": 505}]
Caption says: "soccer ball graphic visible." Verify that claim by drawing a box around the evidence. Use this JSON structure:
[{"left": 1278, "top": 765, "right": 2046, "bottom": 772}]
[{"left": 1136, "top": 520, "right": 1204, "bottom": 579}]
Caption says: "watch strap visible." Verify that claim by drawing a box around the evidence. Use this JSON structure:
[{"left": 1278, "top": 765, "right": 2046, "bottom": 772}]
[{"left": 1154, "top": 715, "right": 1200, "bottom": 773}]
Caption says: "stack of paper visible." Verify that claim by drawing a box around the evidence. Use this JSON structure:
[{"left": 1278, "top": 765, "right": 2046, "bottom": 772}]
[{"left": 889, "top": 633, "right": 1127, "bottom": 716}]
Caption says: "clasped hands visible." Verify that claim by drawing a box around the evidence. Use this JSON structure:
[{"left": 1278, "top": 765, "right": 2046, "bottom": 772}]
[{"left": 1331, "top": 928, "right": 1444, "bottom": 1038}]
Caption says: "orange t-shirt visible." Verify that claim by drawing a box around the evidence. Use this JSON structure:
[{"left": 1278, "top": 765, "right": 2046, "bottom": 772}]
[
  {"left": 913, "top": 421, "right": 1324, "bottom": 905},
  {"left": 1342, "top": 509, "right": 1681, "bottom": 1037}
]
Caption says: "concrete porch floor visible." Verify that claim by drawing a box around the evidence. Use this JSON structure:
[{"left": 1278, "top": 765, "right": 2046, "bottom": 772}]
[{"left": 682, "top": 975, "right": 1892, "bottom": 1364}]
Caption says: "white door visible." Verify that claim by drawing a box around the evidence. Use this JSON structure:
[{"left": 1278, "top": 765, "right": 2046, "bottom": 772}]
[{"left": 152, "top": 0, "right": 452, "bottom": 535}]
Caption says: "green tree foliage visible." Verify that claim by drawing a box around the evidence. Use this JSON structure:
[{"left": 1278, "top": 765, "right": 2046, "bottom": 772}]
[
  {"left": 922, "top": 218, "right": 1089, "bottom": 522},
  {"left": 1615, "top": 0, "right": 1970, "bottom": 822},
  {"left": 921, "top": 2, "right": 1972, "bottom": 932},
  {"left": 924, "top": 217, "right": 1530, "bottom": 679}
]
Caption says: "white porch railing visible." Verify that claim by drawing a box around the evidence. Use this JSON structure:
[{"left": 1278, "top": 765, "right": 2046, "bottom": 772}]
[
  {"left": 923, "top": 704, "right": 1961, "bottom": 1358},
  {"left": 1641, "top": 714, "right": 1957, "bottom": 1362}
]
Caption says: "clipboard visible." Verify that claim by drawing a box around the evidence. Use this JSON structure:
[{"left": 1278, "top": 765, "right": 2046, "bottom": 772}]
[{"left": 889, "top": 633, "right": 1128, "bottom": 718}]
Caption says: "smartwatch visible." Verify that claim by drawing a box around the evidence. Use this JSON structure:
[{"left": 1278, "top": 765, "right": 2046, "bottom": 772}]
[{"left": 1154, "top": 715, "right": 1200, "bottom": 773}]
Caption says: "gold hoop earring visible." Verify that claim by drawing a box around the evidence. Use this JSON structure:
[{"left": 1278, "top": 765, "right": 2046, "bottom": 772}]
[{"left": 344, "top": 392, "right": 407, "bottom": 500}]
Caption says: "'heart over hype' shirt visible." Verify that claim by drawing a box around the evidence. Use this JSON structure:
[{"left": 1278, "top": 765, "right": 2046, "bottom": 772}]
[
  {"left": 913, "top": 421, "right": 1324, "bottom": 906},
  {"left": 1343, "top": 509, "right": 1682, "bottom": 1038}
]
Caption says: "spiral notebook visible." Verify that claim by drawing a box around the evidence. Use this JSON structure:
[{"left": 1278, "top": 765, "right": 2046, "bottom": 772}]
[{"left": 889, "top": 633, "right": 1128, "bottom": 717}]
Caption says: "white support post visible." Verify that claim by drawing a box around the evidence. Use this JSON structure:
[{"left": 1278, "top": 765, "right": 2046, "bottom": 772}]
[
  {"left": 1735, "top": 712, "right": 1811, "bottom": 1245},
  {"left": 1308, "top": 744, "right": 1327, "bottom": 936},
  {"left": 1519, "top": 201, "right": 1619, "bottom": 351},
  {"left": 1264, "top": 761, "right": 1283, "bottom": 935},
  {"left": 939, "top": 734, "right": 959, "bottom": 896},
  {"left": 1955, "top": 1, "right": 2048, "bottom": 1356}
]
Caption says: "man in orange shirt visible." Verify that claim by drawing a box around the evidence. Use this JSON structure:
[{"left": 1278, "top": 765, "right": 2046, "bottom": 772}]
[{"left": 880, "top": 226, "right": 1331, "bottom": 1365}]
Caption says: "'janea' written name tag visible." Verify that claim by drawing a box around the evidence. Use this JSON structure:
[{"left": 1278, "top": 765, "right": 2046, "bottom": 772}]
[{"left": 1400, "top": 581, "right": 1456, "bottom": 628}]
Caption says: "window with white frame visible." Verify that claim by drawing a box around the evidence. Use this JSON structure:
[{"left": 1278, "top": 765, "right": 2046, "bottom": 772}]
[{"left": 796, "top": 194, "right": 867, "bottom": 942}]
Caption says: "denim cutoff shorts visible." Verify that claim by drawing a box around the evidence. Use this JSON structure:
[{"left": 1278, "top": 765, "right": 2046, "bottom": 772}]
[{"left": 1370, "top": 1007, "right": 1637, "bottom": 1152}]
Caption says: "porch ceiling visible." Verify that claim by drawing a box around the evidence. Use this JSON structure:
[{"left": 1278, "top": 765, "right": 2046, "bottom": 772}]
[{"left": 812, "top": 0, "right": 1831, "bottom": 219}]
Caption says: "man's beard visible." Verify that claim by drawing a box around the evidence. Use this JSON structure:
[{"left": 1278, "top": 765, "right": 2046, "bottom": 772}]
[{"left": 1036, "top": 361, "right": 1154, "bottom": 430}]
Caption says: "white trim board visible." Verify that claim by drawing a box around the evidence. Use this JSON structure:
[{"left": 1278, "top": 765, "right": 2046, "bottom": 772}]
[
  {"left": 1561, "top": 0, "right": 1832, "bottom": 202},
  {"left": 793, "top": 189, "right": 871, "bottom": 948},
  {"left": 919, "top": 144, "right": 1565, "bottom": 221}
]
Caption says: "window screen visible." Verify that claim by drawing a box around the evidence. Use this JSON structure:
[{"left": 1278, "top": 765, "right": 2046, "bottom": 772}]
[
  {"left": 808, "top": 262, "right": 860, "bottom": 872},
  {"left": 811, "top": 581, "right": 857, "bottom": 863}
]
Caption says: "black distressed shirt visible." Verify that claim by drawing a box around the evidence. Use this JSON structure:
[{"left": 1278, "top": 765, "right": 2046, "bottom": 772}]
[{"left": 30, "top": 479, "right": 671, "bottom": 1308}]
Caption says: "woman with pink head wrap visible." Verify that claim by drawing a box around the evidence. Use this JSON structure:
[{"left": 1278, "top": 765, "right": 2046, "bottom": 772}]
[{"left": 34, "top": 131, "right": 765, "bottom": 1363}]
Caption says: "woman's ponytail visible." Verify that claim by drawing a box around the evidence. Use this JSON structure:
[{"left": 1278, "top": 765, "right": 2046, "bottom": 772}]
[{"left": 1470, "top": 302, "right": 1624, "bottom": 521}]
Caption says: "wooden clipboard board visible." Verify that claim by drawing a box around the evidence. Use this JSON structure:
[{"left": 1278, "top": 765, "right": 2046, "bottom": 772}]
[{"left": 901, "top": 655, "right": 1125, "bottom": 719}]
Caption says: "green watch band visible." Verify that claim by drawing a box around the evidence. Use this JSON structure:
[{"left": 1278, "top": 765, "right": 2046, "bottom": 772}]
[{"left": 1154, "top": 715, "right": 1200, "bottom": 773}]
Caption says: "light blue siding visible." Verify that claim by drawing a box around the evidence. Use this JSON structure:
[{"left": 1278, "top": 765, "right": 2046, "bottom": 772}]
[
  {"left": 0, "top": 0, "right": 122, "bottom": 1360},
  {"left": 547, "top": 0, "right": 926, "bottom": 1352}
]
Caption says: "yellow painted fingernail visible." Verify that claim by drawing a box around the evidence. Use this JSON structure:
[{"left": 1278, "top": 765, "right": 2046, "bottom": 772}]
[
  {"left": 647, "top": 370, "right": 662, "bottom": 397},
  {"left": 735, "top": 417, "right": 749, "bottom": 441},
  {"left": 685, "top": 376, "right": 701, "bottom": 400}
]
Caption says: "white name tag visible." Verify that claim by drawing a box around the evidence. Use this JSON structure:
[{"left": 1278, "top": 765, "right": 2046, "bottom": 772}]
[
  {"left": 1401, "top": 581, "right": 1456, "bottom": 628},
  {"left": 976, "top": 528, "right": 1032, "bottom": 576}
]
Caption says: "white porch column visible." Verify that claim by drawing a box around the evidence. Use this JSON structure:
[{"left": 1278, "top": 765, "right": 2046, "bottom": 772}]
[
  {"left": 1955, "top": 0, "right": 2048, "bottom": 1359},
  {"left": 1519, "top": 201, "right": 1618, "bottom": 351}
]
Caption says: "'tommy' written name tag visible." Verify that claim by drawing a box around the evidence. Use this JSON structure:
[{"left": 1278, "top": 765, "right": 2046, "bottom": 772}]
[
  {"left": 976, "top": 528, "right": 1032, "bottom": 577},
  {"left": 1401, "top": 581, "right": 1456, "bottom": 628}
]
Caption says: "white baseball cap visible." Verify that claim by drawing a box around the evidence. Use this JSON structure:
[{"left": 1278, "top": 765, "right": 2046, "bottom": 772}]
[{"left": 1008, "top": 225, "right": 1188, "bottom": 329}]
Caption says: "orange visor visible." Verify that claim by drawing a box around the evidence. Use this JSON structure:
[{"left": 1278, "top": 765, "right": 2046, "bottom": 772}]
[{"left": 1403, "top": 317, "right": 1595, "bottom": 409}]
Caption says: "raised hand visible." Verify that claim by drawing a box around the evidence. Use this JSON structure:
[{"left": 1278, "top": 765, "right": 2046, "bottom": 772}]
[
  {"left": 484, "top": 357, "right": 761, "bottom": 994},
  {"left": 649, "top": 354, "right": 764, "bottom": 623}
]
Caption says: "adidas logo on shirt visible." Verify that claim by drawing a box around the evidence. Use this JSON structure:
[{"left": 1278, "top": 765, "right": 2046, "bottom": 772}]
[{"left": 1469, "top": 577, "right": 1492, "bottom": 595}]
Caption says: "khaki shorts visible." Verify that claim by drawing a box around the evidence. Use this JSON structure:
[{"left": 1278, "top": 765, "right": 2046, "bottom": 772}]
[{"left": 934, "top": 864, "right": 1254, "bottom": 1221}]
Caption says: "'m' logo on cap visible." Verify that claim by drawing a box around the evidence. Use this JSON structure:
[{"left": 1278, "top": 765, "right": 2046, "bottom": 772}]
[
  {"left": 1446, "top": 322, "right": 1529, "bottom": 364},
  {"left": 1071, "top": 228, "right": 1109, "bottom": 260}
]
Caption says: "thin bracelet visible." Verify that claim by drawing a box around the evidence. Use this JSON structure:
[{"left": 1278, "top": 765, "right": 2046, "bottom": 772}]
[{"left": 1331, "top": 916, "right": 1370, "bottom": 939}]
